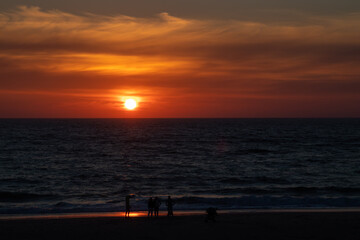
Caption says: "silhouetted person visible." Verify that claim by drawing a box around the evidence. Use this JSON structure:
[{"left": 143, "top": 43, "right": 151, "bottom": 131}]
[
  {"left": 166, "top": 196, "right": 174, "bottom": 216},
  {"left": 154, "top": 197, "right": 161, "bottom": 217},
  {"left": 148, "top": 197, "right": 154, "bottom": 217},
  {"left": 205, "top": 207, "right": 217, "bottom": 222},
  {"left": 125, "top": 195, "right": 131, "bottom": 218}
]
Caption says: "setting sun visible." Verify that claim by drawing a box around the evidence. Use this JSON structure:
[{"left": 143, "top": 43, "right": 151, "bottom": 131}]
[{"left": 124, "top": 99, "right": 137, "bottom": 110}]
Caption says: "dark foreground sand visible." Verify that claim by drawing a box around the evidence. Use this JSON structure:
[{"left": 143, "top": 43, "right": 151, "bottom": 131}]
[{"left": 1, "top": 211, "right": 360, "bottom": 240}]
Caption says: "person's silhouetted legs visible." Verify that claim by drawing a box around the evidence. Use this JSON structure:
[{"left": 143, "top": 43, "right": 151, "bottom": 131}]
[
  {"left": 154, "top": 197, "right": 161, "bottom": 217},
  {"left": 148, "top": 197, "right": 154, "bottom": 217}
]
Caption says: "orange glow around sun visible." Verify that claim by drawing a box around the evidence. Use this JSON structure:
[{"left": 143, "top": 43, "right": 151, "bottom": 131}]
[
  {"left": 124, "top": 98, "right": 137, "bottom": 110},
  {"left": 1, "top": 7, "right": 360, "bottom": 118}
]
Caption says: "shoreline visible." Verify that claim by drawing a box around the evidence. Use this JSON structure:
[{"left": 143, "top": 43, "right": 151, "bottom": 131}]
[
  {"left": 2, "top": 207, "right": 360, "bottom": 220},
  {"left": 2, "top": 209, "right": 360, "bottom": 240}
]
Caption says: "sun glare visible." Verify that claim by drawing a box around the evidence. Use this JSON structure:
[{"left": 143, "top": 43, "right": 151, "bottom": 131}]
[{"left": 124, "top": 99, "right": 137, "bottom": 110}]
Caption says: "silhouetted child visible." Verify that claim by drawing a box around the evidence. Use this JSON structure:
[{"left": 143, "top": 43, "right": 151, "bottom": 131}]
[
  {"left": 205, "top": 207, "right": 217, "bottom": 222},
  {"left": 125, "top": 195, "right": 131, "bottom": 218},
  {"left": 148, "top": 197, "right": 154, "bottom": 217},
  {"left": 166, "top": 196, "right": 174, "bottom": 216},
  {"left": 154, "top": 197, "right": 161, "bottom": 217}
]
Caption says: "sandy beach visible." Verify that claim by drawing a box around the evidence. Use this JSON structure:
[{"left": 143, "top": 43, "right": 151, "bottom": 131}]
[{"left": 1, "top": 210, "right": 360, "bottom": 240}]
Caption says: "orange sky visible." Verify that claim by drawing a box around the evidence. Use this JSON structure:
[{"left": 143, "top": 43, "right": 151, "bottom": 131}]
[{"left": 0, "top": 6, "right": 359, "bottom": 117}]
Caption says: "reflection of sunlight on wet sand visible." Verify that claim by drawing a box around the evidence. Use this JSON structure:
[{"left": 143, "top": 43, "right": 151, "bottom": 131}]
[
  {"left": 2, "top": 209, "right": 360, "bottom": 221},
  {"left": 125, "top": 212, "right": 145, "bottom": 217},
  {"left": 101, "top": 211, "right": 148, "bottom": 218},
  {"left": 0, "top": 211, "right": 205, "bottom": 220},
  {"left": 0, "top": 212, "right": 147, "bottom": 220}
]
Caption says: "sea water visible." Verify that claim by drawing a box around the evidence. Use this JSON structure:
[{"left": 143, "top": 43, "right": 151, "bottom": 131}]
[{"left": 0, "top": 119, "right": 359, "bottom": 214}]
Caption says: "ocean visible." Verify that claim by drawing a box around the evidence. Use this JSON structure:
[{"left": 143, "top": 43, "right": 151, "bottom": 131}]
[{"left": 0, "top": 119, "right": 359, "bottom": 215}]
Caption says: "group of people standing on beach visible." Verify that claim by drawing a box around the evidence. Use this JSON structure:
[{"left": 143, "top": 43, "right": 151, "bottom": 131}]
[
  {"left": 125, "top": 195, "right": 174, "bottom": 218},
  {"left": 147, "top": 197, "right": 161, "bottom": 217}
]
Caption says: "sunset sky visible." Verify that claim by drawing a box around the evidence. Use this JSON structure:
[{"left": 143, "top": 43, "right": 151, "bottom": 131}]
[{"left": 0, "top": 1, "right": 359, "bottom": 118}]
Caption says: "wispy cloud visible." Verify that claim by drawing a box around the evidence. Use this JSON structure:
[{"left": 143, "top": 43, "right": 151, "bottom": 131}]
[{"left": 0, "top": 6, "right": 359, "bottom": 117}]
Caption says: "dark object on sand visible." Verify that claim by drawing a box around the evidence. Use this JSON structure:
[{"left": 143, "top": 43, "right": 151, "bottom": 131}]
[{"left": 205, "top": 207, "right": 218, "bottom": 222}]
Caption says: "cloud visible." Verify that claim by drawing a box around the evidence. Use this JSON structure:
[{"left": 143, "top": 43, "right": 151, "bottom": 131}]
[{"left": 0, "top": 6, "right": 359, "bottom": 117}]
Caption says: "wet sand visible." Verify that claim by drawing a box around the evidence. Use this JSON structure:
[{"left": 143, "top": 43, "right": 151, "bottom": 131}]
[{"left": 1, "top": 211, "right": 360, "bottom": 240}]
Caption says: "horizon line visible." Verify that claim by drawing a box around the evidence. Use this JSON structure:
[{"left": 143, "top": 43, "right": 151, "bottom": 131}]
[{"left": 0, "top": 117, "right": 359, "bottom": 119}]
